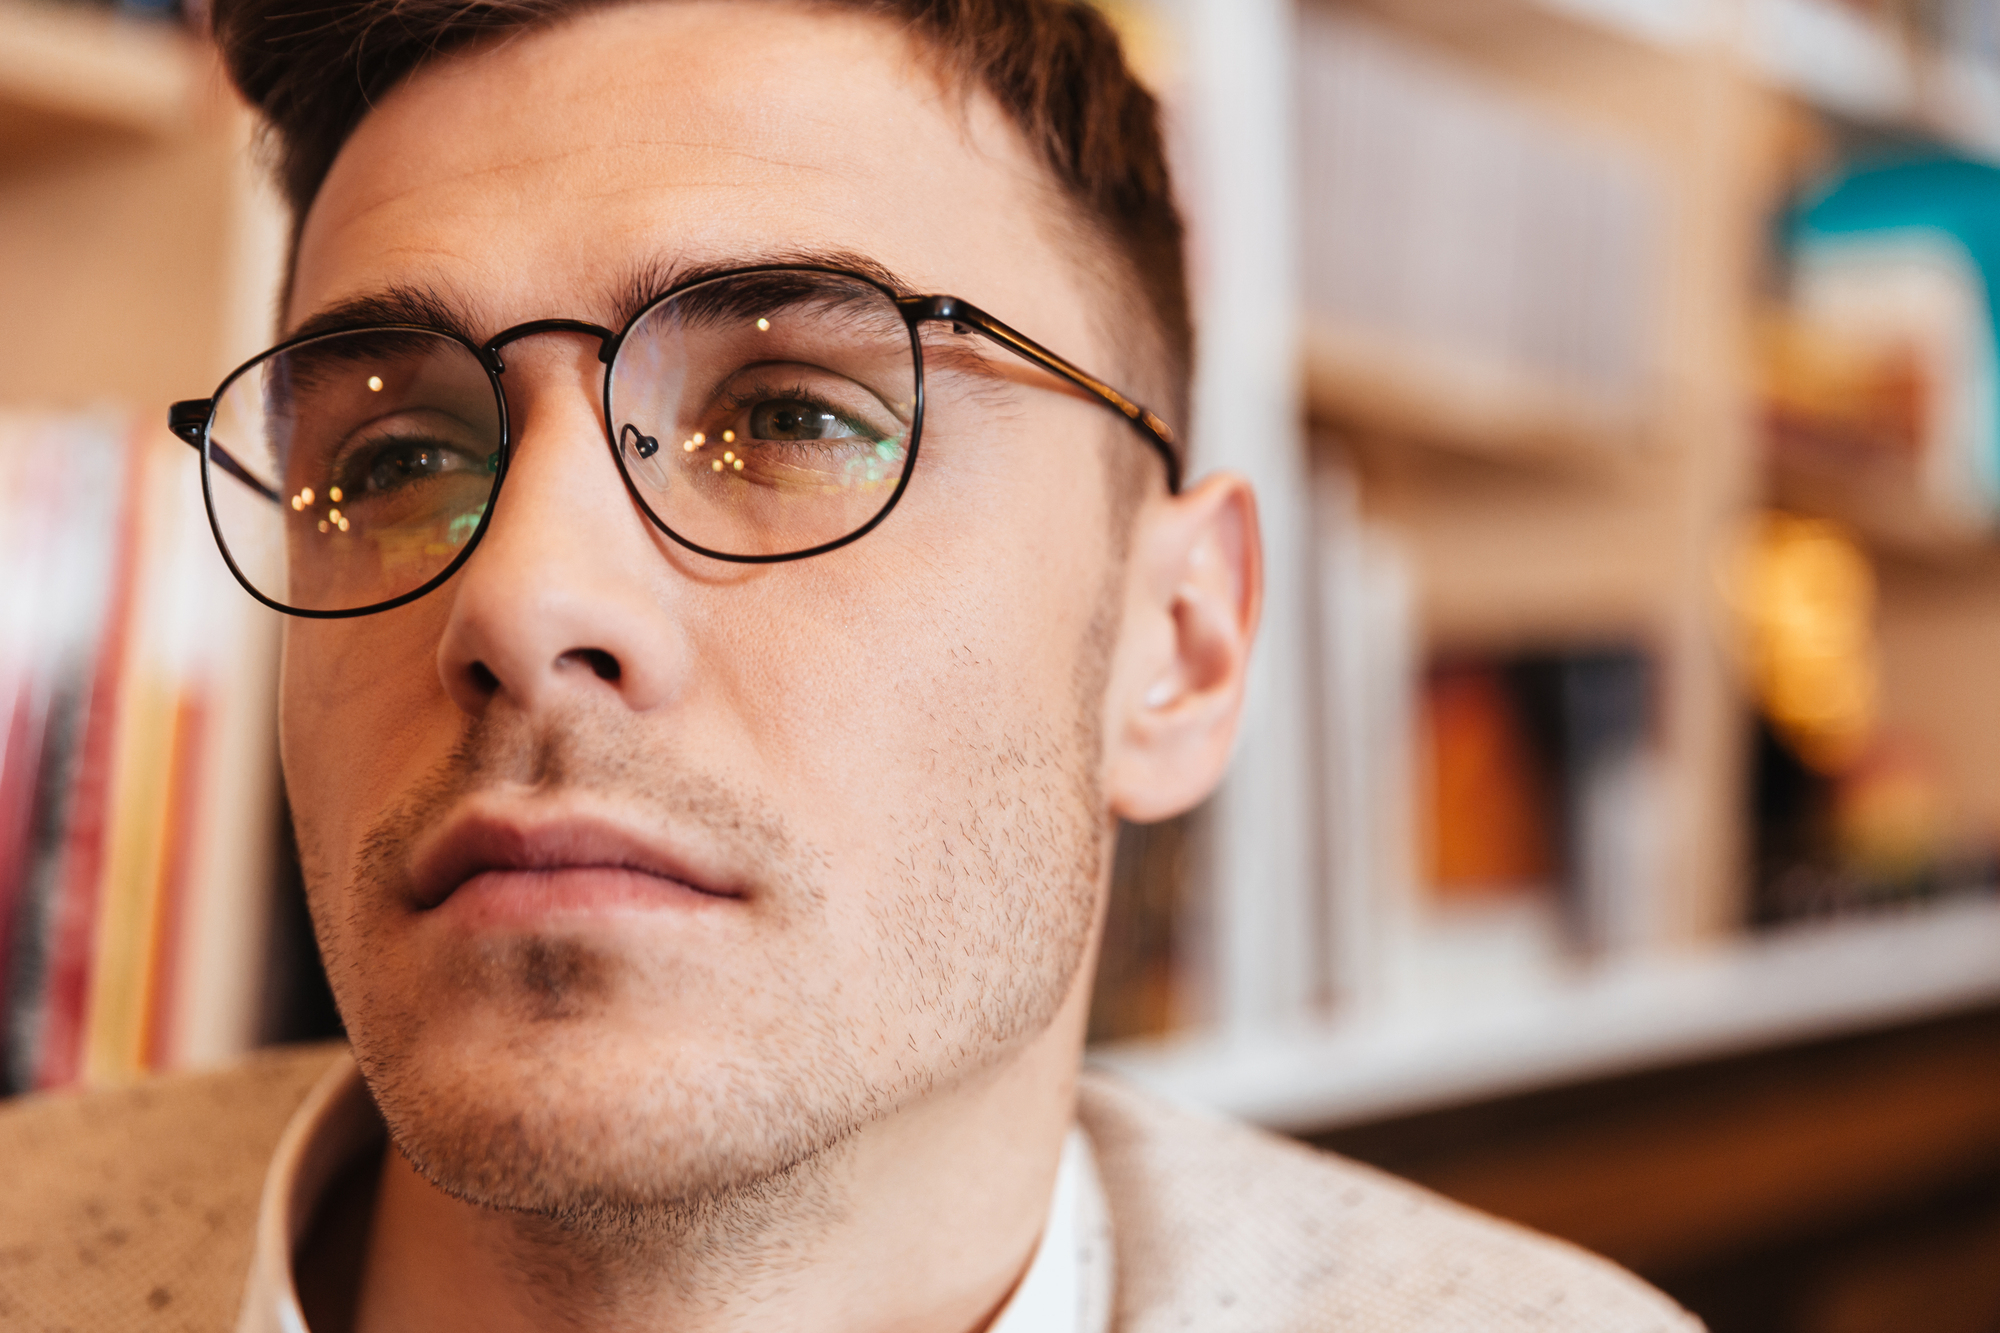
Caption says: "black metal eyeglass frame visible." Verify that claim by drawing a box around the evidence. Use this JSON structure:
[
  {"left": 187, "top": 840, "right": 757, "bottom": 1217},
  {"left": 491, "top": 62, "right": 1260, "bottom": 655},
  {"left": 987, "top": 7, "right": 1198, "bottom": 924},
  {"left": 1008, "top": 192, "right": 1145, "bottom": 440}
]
[{"left": 168, "top": 263, "right": 1181, "bottom": 620}]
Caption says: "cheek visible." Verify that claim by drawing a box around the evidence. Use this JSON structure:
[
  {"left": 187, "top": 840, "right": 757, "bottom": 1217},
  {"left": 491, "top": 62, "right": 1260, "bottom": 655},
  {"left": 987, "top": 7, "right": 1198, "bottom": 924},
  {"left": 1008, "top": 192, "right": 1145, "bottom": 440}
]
[
  {"left": 708, "top": 519, "right": 1098, "bottom": 845},
  {"left": 280, "top": 610, "right": 451, "bottom": 875},
  {"left": 758, "top": 423, "right": 1106, "bottom": 758}
]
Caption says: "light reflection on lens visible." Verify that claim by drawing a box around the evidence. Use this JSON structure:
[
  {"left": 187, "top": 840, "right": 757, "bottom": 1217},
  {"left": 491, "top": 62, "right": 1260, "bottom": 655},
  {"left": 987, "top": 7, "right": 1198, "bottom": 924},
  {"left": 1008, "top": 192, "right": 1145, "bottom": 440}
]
[
  {"left": 606, "top": 271, "right": 918, "bottom": 557},
  {"left": 205, "top": 327, "right": 502, "bottom": 613}
]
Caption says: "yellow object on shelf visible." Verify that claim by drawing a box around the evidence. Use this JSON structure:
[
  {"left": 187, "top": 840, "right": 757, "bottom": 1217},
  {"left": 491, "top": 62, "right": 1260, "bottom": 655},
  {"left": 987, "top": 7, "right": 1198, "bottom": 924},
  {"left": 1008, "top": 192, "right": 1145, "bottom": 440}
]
[{"left": 1730, "top": 512, "right": 1879, "bottom": 775}]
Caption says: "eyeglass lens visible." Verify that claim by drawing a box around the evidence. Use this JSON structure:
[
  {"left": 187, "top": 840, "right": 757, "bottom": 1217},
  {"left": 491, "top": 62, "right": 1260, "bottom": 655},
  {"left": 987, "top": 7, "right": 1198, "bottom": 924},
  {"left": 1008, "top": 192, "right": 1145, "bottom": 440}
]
[
  {"left": 206, "top": 328, "right": 504, "bottom": 616},
  {"left": 608, "top": 270, "right": 918, "bottom": 561},
  {"left": 201, "top": 270, "right": 922, "bottom": 616}
]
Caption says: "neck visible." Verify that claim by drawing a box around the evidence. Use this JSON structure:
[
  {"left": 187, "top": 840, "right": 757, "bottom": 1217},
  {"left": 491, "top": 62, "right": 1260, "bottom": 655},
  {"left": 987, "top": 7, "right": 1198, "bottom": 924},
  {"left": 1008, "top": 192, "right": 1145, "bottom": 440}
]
[{"left": 346, "top": 1000, "right": 1088, "bottom": 1333}]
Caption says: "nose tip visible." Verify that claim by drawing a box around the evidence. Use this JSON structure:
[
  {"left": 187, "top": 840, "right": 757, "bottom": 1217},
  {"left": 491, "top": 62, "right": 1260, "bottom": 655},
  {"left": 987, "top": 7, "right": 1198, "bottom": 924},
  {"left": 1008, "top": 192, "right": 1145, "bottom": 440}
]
[
  {"left": 447, "top": 642, "right": 631, "bottom": 715},
  {"left": 441, "top": 580, "right": 677, "bottom": 718}
]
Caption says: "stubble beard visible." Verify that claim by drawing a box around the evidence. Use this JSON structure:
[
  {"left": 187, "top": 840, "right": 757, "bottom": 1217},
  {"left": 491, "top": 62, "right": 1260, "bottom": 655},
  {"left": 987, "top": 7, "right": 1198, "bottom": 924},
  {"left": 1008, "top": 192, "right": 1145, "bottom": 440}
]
[{"left": 303, "top": 594, "right": 1117, "bottom": 1273}]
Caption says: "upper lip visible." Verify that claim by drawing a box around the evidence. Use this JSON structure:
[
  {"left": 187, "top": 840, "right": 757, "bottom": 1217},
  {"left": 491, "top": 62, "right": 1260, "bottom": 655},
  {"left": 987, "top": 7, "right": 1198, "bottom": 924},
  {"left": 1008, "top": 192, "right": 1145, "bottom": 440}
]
[{"left": 406, "top": 802, "right": 743, "bottom": 910}]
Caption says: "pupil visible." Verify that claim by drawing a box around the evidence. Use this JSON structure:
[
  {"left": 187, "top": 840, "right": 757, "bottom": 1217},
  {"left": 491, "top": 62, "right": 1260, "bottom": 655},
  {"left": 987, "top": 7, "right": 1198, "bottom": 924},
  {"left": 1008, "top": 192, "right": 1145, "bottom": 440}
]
[
  {"left": 753, "top": 400, "right": 838, "bottom": 439},
  {"left": 370, "top": 444, "right": 442, "bottom": 489}
]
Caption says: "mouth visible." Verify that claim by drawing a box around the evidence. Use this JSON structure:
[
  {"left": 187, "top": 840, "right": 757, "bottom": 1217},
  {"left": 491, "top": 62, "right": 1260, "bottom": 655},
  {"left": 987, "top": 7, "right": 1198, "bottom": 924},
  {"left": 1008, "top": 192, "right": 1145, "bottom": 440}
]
[{"left": 407, "top": 803, "right": 745, "bottom": 918}]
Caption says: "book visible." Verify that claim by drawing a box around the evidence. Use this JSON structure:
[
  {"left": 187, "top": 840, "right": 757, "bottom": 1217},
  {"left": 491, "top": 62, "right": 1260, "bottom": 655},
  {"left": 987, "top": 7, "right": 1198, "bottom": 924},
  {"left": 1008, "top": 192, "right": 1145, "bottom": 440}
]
[
  {"left": 26, "top": 414, "right": 143, "bottom": 1091},
  {"left": 1297, "top": 5, "right": 1661, "bottom": 424},
  {"left": 0, "top": 413, "right": 281, "bottom": 1094},
  {"left": 1315, "top": 463, "right": 1418, "bottom": 1013},
  {"left": 1313, "top": 462, "right": 1668, "bottom": 1016},
  {"left": 2, "top": 415, "right": 130, "bottom": 1091},
  {"left": 83, "top": 429, "right": 221, "bottom": 1081}
]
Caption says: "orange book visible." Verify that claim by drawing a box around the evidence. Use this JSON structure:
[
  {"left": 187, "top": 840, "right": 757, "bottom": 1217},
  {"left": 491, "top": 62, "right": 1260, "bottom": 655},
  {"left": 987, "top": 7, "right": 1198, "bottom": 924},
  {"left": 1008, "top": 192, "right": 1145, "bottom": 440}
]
[{"left": 1422, "top": 663, "right": 1555, "bottom": 899}]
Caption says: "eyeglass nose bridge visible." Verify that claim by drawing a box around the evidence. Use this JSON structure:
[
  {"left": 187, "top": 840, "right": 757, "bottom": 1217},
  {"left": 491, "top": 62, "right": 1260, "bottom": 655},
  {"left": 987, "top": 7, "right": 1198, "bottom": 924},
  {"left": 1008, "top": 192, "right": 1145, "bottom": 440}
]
[{"left": 480, "top": 317, "right": 620, "bottom": 370}]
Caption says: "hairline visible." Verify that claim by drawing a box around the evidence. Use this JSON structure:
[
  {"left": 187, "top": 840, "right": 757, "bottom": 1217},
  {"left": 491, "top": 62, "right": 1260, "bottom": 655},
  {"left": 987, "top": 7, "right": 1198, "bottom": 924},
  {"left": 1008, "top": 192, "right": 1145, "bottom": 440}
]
[{"left": 272, "top": 1, "right": 1179, "bottom": 462}]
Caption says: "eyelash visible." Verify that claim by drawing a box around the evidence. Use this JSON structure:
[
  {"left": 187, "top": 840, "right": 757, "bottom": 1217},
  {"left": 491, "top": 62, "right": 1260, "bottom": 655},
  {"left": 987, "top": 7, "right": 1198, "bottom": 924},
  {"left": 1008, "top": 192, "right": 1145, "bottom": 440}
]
[{"left": 328, "top": 421, "right": 476, "bottom": 493}]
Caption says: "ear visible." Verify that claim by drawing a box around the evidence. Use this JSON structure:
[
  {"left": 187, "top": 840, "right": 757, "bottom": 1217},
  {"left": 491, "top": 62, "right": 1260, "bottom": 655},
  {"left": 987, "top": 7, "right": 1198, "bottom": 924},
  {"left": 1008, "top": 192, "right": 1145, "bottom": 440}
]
[{"left": 1105, "top": 472, "right": 1262, "bottom": 823}]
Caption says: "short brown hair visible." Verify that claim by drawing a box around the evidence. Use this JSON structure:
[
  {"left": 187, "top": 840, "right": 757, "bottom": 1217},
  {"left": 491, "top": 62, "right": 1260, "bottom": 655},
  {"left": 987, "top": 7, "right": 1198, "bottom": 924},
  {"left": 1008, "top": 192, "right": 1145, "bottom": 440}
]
[{"left": 210, "top": 0, "right": 1192, "bottom": 452}]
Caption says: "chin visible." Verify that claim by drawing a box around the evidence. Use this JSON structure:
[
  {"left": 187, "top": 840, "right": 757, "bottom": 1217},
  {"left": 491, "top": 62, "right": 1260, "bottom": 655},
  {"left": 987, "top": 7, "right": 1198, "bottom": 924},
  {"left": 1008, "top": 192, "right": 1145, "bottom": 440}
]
[{"left": 345, "top": 960, "right": 883, "bottom": 1216}]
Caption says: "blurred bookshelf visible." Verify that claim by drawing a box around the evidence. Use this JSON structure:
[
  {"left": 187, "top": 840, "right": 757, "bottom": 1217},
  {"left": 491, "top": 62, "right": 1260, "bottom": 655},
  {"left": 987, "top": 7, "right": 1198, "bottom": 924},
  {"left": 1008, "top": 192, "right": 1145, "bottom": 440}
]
[
  {"left": 4, "top": 0, "right": 1998, "bottom": 1179},
  {"left": 0, "top": 0, "right": 1987, "bottom": 1321},
  {"left": 0, "top": 0, "right": 286, "bottom": 1094},
  {"left": 1301, "top": 322, "right": 1650, "bottom": 465},
  {"left": 1098, "top": 896, "right": 2000, "bottom": 1130},
  {"left": 1089, "top": 0, "right": 2000, "bottom": 1166}
]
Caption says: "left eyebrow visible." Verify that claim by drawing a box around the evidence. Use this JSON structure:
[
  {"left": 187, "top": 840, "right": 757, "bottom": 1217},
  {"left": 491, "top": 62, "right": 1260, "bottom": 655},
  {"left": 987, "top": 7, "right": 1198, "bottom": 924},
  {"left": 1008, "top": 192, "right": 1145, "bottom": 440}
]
[{"left": 285, "top": 285, "right": 487, "bottom": 345}]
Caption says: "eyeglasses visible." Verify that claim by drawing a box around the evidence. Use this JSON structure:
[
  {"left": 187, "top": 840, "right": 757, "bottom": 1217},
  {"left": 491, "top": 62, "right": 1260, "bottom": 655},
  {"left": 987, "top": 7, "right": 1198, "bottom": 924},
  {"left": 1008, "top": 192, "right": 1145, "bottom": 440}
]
[{"left": 168, "top": 264, "right": 1180, "bottom": 620}]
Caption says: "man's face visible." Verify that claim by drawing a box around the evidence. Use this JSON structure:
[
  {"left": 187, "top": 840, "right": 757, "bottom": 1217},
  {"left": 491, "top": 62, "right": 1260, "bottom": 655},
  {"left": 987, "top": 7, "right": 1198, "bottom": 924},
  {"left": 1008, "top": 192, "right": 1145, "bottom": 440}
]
[{"left": 283, "top": 3, "right": 1142, "bottom": 1213}]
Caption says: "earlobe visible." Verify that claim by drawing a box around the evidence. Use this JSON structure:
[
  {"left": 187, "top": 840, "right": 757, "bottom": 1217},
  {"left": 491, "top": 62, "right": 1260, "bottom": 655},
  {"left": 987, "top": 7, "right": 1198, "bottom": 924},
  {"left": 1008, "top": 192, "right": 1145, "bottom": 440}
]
[{"left": 1107, "top": 473, "right": 1262, "bottom": 824}]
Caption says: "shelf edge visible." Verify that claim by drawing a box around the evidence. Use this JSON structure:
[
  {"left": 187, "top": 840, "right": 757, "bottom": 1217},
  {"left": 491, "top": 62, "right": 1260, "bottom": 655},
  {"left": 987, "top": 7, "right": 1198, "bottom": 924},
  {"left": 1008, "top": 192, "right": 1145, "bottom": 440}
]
[
  {"left": 1091, "top": 897, "right": 2000, "bottom": 1131},
  {"left": 1302, "top": 321, "right": 1645, "bottom": 462},
  {"left": 0, "top": 1, "right": 200, "bottom": 143}
]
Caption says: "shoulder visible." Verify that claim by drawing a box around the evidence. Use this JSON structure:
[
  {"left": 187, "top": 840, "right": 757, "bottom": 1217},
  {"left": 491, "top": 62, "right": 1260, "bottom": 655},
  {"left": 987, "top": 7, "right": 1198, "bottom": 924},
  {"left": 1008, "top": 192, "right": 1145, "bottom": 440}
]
[
  {"left": 0, "top": 1042, "right": 346, "bottom": 1333},
  {"left": 1077, "top": 1070, "right": 1703, "bottom": 1333}
]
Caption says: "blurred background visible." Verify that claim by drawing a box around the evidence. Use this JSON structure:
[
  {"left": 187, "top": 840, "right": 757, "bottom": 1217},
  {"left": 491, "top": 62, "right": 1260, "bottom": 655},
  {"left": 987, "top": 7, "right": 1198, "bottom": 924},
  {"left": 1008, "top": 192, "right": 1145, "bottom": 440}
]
[{"left": 5, "top": 0, "right": 2000, "bottom": 1328}]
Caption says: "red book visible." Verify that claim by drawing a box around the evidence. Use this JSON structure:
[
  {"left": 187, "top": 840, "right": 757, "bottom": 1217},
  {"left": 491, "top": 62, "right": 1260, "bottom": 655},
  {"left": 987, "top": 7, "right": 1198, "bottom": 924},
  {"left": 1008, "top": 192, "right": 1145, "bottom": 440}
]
[
  {"left": 32, "top": 425, "right": 145, "bottom": 1090},
  {"left": 0, "top": 687, "right": 48, "bottom": 1020}
]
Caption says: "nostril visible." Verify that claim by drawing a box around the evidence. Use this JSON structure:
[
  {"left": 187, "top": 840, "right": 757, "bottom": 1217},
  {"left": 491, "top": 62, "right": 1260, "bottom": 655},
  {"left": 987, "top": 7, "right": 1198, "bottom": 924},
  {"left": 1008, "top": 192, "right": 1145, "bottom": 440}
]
[
  {"left": 564, "top": 648, "right": 621, "bottom": 683},
  {"left": 468, "top": 661, "right": 501, "bottom": 694}
]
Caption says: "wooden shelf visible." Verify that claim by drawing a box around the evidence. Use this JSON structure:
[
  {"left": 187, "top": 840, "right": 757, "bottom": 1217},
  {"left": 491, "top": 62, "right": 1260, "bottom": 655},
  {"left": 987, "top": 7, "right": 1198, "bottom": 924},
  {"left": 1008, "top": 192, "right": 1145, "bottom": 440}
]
[
  {"left": 0, "top": 8, "right": 267, "bottom": 413},
  {"left": 1315, "top": 1007, "right": 2000, "bottom": 1281},
  {"left": 1532, "top": 0, "right": 1712, "bottom": 49},
  {"left": 1092, "top": 897, "right": 2000, "bottom": 1132},
  {"left": 1303, "top": 322, "right": 1647, "bottom": 464},
  {"left": 1769, "top": 438, "right": 1998, "bottom": 560},
  {"left": 0, "top": 1, "right": 202, "bottom": 165},
  {"left": 1523, "top": 0, "right": 2000, "bottom": 160}
]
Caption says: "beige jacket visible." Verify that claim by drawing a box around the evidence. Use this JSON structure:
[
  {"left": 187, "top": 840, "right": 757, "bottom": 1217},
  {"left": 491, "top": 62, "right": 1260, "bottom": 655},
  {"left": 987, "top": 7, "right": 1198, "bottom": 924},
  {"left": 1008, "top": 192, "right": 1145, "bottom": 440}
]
[{"left": 0, "top": 1044, "right": 1700, "bottom": 1331}]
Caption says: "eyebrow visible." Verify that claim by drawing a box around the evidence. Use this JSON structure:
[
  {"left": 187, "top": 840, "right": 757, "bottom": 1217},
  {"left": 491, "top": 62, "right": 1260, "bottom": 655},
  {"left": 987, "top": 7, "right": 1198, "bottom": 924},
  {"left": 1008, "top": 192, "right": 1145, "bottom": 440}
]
[
  {"left": 615, "top": 249, "right": 914, "bottom": 328},
  {"left": 285, "top": 249, "right": 921, "bottom": 348},
  {"left": 286, "top": 286, "right": 482, "bottom": 346}
]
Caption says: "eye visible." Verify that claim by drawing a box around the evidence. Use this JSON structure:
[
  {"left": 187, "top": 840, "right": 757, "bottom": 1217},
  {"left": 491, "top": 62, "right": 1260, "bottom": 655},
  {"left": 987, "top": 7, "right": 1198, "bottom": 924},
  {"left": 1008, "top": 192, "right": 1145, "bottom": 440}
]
[
  {"left": 748, "top": 398, "right": 851, "bottom": 441},
  {"left": 346, "top": 436, "right": 492, "bottom": 496}
]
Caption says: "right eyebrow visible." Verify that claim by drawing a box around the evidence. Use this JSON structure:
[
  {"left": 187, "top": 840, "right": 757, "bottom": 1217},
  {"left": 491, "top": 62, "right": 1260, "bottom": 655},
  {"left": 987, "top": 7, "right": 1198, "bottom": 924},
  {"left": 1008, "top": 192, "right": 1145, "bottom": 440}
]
[
  {"left": 665, "top": 267, "right": 908, "bottom": 333},
  {"left": 613, "top": 248, "right": 914, "bottom": 328},
  {"left": 285, "top": 285, "right": 485, "bottom": 345}
]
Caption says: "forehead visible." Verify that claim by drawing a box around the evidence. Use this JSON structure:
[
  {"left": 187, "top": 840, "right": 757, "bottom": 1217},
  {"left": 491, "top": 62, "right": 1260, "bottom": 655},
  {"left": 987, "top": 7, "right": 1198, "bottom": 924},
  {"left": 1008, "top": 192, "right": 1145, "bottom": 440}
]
[{"left": 290, "top": 1, "right": 1079, "bottom": 335}]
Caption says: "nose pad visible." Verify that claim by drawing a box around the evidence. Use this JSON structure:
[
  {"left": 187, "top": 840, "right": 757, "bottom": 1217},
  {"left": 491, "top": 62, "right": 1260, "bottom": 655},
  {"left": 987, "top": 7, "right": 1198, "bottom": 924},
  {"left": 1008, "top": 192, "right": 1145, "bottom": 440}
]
[
  {"left": 620, "top": 421, "right": 670, "bottom": 490},
  {"left": 622, "top": 422, "right": 660, "bottom": 458}
]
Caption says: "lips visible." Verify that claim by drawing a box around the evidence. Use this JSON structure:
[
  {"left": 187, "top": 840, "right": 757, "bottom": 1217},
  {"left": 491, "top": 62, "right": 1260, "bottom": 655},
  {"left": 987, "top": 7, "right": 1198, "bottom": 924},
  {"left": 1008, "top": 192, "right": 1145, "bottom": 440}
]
[{"left": 407, "top": 804, "right": 743, "bottom": 912}]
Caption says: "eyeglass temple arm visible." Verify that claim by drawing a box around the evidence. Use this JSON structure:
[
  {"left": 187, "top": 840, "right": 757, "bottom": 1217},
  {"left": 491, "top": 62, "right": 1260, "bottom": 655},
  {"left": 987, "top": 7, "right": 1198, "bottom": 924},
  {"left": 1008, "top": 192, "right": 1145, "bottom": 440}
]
[
  {"left": 169, "top": 399, "right": 282, "bottom": 504},
  {"left": 898, "top": 296, "right": 1181, "bottom": 494}
]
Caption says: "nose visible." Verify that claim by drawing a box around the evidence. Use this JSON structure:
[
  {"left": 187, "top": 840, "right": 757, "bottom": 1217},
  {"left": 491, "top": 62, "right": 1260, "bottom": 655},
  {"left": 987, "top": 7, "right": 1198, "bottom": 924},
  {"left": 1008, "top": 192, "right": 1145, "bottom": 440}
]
[{"left": 434, "top": 330, "right": 687, "bottom": 719}]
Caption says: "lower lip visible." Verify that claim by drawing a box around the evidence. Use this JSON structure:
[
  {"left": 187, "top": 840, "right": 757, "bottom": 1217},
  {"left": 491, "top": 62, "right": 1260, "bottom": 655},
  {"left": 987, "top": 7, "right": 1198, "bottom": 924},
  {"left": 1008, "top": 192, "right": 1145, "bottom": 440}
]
[{"left": 433, "top": 867, "right": 733, "bottom": 929}]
